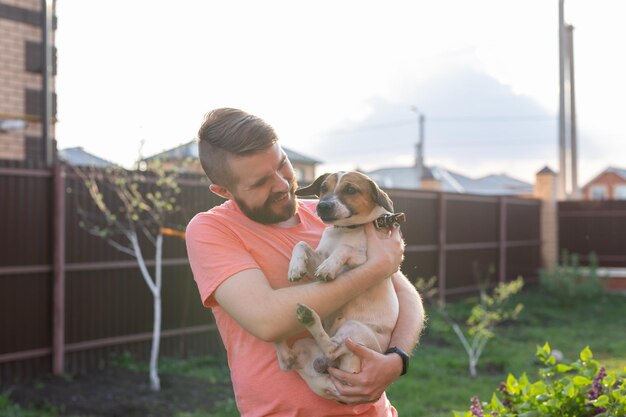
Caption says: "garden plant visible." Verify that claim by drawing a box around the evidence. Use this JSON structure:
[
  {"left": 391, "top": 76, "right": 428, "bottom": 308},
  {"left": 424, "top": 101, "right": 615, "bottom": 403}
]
[
  {"left": 454, "top": 343, "right": 626, "bottom": 417},
  {"left": 415, "top": 275, "right": 524, "bottom": 377}
]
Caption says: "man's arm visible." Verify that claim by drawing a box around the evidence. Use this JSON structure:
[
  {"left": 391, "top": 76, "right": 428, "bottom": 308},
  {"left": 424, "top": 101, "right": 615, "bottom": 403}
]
[
  {"left": 213, "top": 223, "right": 404, "bottom": 342},
  {"left": 327, "top": 271, "right": 424, "bottom": 404}
]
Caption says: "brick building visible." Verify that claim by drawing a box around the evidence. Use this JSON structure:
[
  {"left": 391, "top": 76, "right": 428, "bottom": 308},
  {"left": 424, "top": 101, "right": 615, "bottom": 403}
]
[
  {"left": 0, "top": 0, "right": 57, "bottom": 167},
  {"left": 581, "top": 167, "right": 626, "bottom": 200}
]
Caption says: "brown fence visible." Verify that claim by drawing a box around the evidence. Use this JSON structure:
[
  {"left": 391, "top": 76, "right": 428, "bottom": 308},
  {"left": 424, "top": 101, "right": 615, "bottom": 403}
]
[
  {"left": 559, "top": 200, "right": 626, "bottom": 267},
  {"left": 0, "top": 165, "right": 225, "bottom": 382},
  {"left": 0, "top": 165, "right": 542, "bottom": 382},
  {"left": 388, "top": 189, "right": 541, "bottom": 301}
]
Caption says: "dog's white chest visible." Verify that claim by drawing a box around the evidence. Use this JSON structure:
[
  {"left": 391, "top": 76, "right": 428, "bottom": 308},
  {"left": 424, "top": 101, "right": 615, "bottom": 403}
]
[{"left": 316, "top": 226, "right": 365, "bottom": 256}]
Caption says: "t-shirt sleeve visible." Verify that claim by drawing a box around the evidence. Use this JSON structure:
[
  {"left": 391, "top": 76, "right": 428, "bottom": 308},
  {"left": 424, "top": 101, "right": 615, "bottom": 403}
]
[{"left": 186, "top": 213, "right": 259, "bottom": 308}]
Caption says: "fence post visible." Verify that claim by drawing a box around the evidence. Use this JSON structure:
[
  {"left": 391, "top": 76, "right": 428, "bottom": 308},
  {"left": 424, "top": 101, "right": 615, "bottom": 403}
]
[
  {"left": 534, "top": 167, "right": 559, "bottom": 272},
  {"left": 498, "top": 196, "right": 507, "bottom": 283},
  {"left": 437, "top": 192, "right": 447, "bottom": 305},
  {"left": 53, "top": 163, "right": 66, "bottom": 375}
]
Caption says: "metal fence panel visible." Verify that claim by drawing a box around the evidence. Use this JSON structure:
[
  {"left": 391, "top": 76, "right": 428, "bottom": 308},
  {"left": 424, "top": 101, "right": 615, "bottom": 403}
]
[
  {"left": 559, "top": 200, "right": 626, "bottom": 266},
  {"left": 0, "top": 168, "right": 542, "bottom": 381}
]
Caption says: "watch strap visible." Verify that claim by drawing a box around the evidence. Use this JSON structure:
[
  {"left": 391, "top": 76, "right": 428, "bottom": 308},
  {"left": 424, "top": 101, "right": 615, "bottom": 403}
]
[{"left": 385, "top": 346, "right": 409, "bottom": 376}]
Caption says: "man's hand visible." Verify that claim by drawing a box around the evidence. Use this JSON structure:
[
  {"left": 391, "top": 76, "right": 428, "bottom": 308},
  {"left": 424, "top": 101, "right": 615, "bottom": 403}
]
[
  {"left": 326, "top": 338, "right": 404, "bottom": 405},
  {"left": 363, "top": 223, "right": 405, "bottom": 280}
]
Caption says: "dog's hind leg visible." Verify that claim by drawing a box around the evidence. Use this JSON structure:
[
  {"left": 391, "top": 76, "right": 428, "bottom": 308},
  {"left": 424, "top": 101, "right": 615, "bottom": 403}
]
[
  {"left": 275, "top": 341, "right": 297, "bottom": 371},
  {"left": 296, "top": 304, "right": 342, "bottom": 358}
]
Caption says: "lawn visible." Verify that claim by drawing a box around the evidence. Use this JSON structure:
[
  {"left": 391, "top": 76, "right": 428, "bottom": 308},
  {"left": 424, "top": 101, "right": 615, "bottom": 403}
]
[
  {"left": 2, "top": 286, "right": 625, "bottom": 417},
  {"left": 389, "top": 286, "right": 626, "bottom": 416}
]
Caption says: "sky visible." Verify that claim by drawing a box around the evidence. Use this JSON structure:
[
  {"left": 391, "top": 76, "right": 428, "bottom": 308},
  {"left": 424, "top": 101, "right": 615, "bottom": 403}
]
[{"left": 54, "top": 0, "right": 626, "bottom": 185}]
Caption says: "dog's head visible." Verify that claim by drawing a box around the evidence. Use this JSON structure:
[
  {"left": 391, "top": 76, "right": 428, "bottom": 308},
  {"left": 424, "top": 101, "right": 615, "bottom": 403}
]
[{"left": 296, "top": 171, "right": 394, "bottom": 226}]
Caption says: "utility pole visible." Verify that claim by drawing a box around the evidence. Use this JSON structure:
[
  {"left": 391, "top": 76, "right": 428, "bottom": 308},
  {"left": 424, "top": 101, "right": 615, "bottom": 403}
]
[
  {"left": 566, "top": 24, "right": 579, "bottom": 199},
  {"left": 43, "top": 0, "right": 55, "bottom": 167},
  {"left": 558, "top": 0, "right": 567, "bottom": 199},
  {"left": 410, "top": 106, "right": 425, "bottom": 184},
  {"left": 557, "top": 0, "right": 579, "bottom": 200}
]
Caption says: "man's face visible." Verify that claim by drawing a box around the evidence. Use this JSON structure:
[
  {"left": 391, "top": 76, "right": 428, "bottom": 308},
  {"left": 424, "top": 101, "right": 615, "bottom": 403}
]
[{"left": 227, "top": 143, "right": 298, "bottom": 224}]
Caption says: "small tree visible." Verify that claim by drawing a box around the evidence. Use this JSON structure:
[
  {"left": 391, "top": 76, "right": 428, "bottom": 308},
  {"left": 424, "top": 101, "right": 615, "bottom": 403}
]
[
  {"left": 416, "top": 275, "right": 524, "bottom": 378},
  {"left": 73, "top": 162, "right": 182, "bottom": 391}
]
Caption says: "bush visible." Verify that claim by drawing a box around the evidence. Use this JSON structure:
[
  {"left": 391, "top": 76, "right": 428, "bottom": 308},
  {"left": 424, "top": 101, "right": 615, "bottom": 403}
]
[
  {"left": 539, "top": 251, "right": 606, "bottom": 304},
  {"left": 454, "top": 344, "right": 626, "bottom": 417}
]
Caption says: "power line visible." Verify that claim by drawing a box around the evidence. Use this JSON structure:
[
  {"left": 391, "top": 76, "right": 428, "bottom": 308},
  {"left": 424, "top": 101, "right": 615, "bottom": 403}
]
[{"left": 323, "top": 115, "right": 556, "bottom": 136}]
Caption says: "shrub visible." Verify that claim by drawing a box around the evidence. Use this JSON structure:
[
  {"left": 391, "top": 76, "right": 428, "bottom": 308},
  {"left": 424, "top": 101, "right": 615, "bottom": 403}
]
[
  {"left": 415, "top": 276, "right": 524, "bottom": 378},
  {"left": 539, "top": 250, "right": 606, "bottom": 304},
  {"left": 453, "top": 344, "right": 626, "bottom": 417}
]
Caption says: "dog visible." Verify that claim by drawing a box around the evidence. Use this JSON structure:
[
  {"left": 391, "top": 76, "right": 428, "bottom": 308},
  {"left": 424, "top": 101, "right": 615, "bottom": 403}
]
[{"left": 275, "top": 171, "right": 405, "bottom": 400}]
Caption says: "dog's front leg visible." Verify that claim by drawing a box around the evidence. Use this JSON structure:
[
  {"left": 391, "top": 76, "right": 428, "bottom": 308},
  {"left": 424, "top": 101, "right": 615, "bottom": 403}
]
[
  {"left": 289, "top": 242, "right": 317, "bottom": 282},
  {"left": 315, "top": 245, "right": 365, "bottom": 281}
]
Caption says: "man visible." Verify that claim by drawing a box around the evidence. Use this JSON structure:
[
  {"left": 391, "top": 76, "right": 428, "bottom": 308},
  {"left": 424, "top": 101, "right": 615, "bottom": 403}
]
[{"left": 186, "top": 108, "right": 424, "bottom": 417}]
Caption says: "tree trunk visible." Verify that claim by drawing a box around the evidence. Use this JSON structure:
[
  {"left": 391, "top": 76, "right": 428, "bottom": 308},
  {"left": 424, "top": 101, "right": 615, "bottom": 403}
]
[
  {"left": 149, "top": 293, "right": 161, "bottom": 391},
  {"left": 149, "top": 234, "right": 163, "bottom": 391}
]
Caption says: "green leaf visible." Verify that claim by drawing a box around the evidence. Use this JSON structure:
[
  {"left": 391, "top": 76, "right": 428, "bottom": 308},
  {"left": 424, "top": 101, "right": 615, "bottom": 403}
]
[
  {"left": 490, "top": 393, "right": 505, "bottom": 411},
  {"left": 555, "top": 364, "right": 573, "bottom": 373},
  {"left": 573, "top": 376, "right": 592, "bottom": 386},
  {"left": 580, "top": 346, "right": 593, "bottom": 362},
  {"left": 594, "top": 395, "right": 610, "bottom": 406},
  {"left": 507, "top": 374, "right": 518, "bottom": 393}
]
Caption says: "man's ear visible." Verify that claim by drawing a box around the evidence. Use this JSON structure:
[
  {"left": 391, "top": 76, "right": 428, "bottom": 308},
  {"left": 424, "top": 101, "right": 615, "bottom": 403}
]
[
  {"left": 296, "top": 173, "right": 330, "bottom": 197},
  {"left": 209, "top": 184, "right": 234, "bottom": 200}
]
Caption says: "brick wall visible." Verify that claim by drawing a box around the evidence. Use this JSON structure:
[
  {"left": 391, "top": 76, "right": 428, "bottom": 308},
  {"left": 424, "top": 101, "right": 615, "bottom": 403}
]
[
  {"left": 582, "top": 172, "right": 626, "bottom": 200},
  {"left": 0, "top": 0, "right": 55, "bottom": 162}
]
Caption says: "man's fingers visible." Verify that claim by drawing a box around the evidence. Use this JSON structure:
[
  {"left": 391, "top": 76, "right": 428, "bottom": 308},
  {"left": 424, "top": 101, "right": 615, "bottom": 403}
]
[{"left": 343, "top": 337, "right": 375, "bottom": 358}]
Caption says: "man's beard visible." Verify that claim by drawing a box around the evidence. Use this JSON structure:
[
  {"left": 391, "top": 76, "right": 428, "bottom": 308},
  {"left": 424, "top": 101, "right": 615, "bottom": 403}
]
[{"left": 234, "top": 176, "right": 299, "bottom": 224}]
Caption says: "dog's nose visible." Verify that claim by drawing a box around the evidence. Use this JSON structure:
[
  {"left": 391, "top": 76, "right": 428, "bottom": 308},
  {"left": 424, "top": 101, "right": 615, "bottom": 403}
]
[{"left": 317, "top": 201, "right": 334, "bottom": 217}]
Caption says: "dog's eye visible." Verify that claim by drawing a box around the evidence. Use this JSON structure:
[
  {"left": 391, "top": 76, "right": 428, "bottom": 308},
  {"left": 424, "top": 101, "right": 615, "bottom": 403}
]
[
  {"left": 320, "top": 184, "right": 328, "bottom": 194},
  {"left": 344, "top": 185, "right": 358, "bottom": 195}
]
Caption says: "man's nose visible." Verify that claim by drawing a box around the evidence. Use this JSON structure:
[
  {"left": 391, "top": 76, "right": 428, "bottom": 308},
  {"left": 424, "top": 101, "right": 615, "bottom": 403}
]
[{"left": 272, "top": 172, "right": 290, "bottom": 192}]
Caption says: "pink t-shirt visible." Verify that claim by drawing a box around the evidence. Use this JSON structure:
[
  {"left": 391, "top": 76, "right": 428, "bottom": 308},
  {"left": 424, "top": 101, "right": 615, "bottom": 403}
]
[{"left": 186, "top": 199, "right": 397, "bottom": 417}]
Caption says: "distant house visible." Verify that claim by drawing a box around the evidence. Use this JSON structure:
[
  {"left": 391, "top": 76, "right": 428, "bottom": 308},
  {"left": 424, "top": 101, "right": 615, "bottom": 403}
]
[
  {"left": 366, "top": 164, "right": 533, "bottom": 196},
  {"left": 142, "top": 140, "right": 321, "bottom": 185},
  {"left": 581, "top": 167, "right": 626, "bottom": 200},
  {"left": 59, "top": 147, "right": 117, "bottom": 168}
]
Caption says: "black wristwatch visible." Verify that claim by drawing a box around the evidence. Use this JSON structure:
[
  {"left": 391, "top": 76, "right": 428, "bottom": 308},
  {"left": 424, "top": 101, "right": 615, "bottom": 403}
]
[{"left": 385, "top": 346, "right": 409, "bottom": 376}]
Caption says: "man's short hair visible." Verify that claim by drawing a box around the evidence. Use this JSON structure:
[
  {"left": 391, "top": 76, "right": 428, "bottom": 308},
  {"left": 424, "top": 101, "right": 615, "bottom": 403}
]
[{"left": 197, "top": 108, "right": 278, "bottom": 187}]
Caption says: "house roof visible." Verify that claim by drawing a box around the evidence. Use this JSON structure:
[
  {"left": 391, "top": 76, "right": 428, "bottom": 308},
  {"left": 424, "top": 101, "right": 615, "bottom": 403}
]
[
  {"left": 59, "top": 147, "right": 117, "bottom": 168},
  {"left": 144, "top": 140, "right": 321, "bottom": 165},
  {"left": 365, "top": 165, "right": 533, "bottom": 196},
  {"left": 582, "top": 166, "right": 626, "bottom": 188},
  {"left": 606, "top": 166, "right": 626, "bottom": 180}
]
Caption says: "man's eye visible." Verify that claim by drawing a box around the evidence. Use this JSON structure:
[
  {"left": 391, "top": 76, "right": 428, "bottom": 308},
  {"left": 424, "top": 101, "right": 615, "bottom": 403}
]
[{"left": 344, "top": 185, "right": 357, "bottom": 194}]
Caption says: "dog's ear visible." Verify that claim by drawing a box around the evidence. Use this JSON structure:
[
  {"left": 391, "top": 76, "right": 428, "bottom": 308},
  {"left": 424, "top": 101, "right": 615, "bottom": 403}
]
[
  {"left": 296, "top": 173, "right": 330, "bottom": 197},
  {"left": 368, "top": 179, "right": 394, "bottom": 213}
]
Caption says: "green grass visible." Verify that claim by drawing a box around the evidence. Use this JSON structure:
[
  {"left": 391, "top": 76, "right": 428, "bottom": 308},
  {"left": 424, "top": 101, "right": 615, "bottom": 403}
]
[
  {"left": 387, "top": 287, "right": 626, "bottom": 417},
  {"left": 2, "top": 287, "right": 624, "bottom": 417}
]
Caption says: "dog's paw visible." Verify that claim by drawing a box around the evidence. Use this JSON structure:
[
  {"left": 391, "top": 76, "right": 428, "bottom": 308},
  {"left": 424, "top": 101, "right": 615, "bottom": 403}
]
[
  {"left": 296, "top": 303, "right": 315, "bottom": 326},
  {"left": 288, "top": 261, "right": 308, "bottom": 282},
  {"left": 288, "top": 270, "right": 307, "bottom": 282},
  {"left": 315, "top": 261, "right": 338, "bottom": 282}
]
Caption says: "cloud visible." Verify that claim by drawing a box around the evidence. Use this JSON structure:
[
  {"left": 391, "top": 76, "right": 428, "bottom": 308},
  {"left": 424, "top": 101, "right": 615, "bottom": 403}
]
[{"left": 309, "top": 67, "right": 558, "bottom": 182}]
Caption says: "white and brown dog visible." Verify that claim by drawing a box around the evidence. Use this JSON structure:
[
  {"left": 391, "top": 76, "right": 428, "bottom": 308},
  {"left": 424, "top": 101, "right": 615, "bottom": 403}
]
[{"left": 275, "top": 171, "right": 405, "bottom": 400}]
